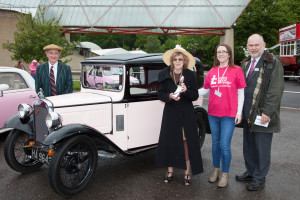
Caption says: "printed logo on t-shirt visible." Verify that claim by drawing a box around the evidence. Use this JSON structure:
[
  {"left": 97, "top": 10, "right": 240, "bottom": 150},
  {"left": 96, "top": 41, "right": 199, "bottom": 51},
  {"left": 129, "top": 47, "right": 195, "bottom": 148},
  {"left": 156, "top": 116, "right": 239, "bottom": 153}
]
[
  {"left": 211, "top": 75, "right": 217, "bottom": 85},
  {"left": 211, "top": 76, "right": 232, "bottom": 88}
]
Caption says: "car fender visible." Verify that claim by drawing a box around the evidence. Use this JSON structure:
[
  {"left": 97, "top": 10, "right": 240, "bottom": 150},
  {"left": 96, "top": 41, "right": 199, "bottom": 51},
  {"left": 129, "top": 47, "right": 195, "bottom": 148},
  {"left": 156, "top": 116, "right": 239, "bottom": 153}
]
[
  {"left": 194, "top": 106, "right": 211, "bottom": 134},
  {"left": 44, "top": 124, "right": 113, "bottom": 147},
  {"left": 5, "top": 114, "right": 33, "bottom": 135}
]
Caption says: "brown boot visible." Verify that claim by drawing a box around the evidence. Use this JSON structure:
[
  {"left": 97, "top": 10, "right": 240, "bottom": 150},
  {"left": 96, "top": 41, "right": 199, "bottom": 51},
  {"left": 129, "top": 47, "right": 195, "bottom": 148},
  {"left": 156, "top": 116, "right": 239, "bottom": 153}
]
[
  {"left": 208, "top": 168, "right": 220, "bottom": 183},
  {"left": 218, "top": 172, "right": 229, "bottom": 188}
]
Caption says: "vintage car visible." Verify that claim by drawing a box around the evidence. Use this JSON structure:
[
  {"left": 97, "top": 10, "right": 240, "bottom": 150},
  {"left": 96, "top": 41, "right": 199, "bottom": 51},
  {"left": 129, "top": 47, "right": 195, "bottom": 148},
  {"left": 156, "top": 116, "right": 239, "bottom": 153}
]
[
  {"left": 0, "top": 66, "right": 37, "bottom": 134},
  {"left": 85, "top": 66, "right": 140, "bottom": 89},
  {"left": 4, "top": 53, "right": 210, "bottom": 198}
]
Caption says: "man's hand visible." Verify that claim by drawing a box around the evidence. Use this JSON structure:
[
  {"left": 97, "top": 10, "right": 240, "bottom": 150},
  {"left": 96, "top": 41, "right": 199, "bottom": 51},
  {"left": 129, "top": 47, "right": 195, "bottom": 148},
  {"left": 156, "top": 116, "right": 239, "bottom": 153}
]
[{"left": 261, "top": 113, "right": 270, "bottom": 124}]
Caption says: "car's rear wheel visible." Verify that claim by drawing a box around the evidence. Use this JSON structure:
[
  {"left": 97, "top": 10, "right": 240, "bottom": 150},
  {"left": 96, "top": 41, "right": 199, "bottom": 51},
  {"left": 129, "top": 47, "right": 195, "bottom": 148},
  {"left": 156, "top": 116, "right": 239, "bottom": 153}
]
[
  {"left": 49, "top": 135, "right": 98, "bottom": 198},
  {"left": 195, "top": 112, "right": 206, "bottom": 149},
  {"left": 4, "top": 129, "right": 43, "bottom": 173}
]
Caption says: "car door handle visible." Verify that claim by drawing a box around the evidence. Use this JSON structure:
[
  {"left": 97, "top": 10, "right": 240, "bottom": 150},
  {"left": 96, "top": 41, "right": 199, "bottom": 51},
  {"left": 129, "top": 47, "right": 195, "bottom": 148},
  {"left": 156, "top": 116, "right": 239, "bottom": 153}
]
[{"left": 29, "top": 95, "right": 37, "bottom": 99}]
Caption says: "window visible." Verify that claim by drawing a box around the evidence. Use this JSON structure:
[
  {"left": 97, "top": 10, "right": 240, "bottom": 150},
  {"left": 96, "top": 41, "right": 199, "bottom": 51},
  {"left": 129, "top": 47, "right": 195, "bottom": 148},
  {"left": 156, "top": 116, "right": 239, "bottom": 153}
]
[
  {"left": 129, "top": 65, "right": 165, "bottom": 95},
  {"left": 0, "top": 72, "right": 28, "bottom": 90},
  {"left": 280, "top": 41, "right": 297, "bottom": 56},
  {"left": 82, "top": 64, "right": 124, "bottom": 91}
]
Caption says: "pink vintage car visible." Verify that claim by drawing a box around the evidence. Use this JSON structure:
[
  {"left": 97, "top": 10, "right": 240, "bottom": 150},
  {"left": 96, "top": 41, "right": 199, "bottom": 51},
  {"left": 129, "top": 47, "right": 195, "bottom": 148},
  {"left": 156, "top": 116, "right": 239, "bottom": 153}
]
[
  {"left": 85, "top": 65, "right": 140, "bottom": 89},
  {"left": 0, "top": 67, "right": 37, "bottom": 133}
]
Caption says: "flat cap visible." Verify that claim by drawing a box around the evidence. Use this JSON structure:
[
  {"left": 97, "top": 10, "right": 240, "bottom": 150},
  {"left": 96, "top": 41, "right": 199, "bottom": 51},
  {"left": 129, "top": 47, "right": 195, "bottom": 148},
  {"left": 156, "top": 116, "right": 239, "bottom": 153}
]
[{"left": 43, "top": 44, "right": 63, "bottom": 51}]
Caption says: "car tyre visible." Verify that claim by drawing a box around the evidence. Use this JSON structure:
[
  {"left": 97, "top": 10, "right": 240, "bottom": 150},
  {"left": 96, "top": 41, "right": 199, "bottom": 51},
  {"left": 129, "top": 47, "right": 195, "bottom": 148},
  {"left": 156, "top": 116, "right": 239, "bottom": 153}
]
[
  {"left": 48, "top": 135, "right": 98, "bottom": 198},
  {"left": 4, "top": 129, "right": 43, "bottom": 173},
  {"left": 195, "top": 112, "right": 206, "bottom": 149}
]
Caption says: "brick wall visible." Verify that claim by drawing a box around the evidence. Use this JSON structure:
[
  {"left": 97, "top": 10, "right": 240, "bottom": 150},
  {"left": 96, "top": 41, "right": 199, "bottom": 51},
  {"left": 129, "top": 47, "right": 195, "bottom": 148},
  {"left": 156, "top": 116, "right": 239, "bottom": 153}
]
[{"left": 0, "top": 9, "right": 19, "bottom": 68}]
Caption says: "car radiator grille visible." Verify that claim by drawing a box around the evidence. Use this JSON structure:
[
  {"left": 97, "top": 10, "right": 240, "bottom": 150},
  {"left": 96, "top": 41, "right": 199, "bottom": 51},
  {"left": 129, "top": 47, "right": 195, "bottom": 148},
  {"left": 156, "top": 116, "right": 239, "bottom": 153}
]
[{"left": 33, "top": 105, "right": 49, "bottom": 143}]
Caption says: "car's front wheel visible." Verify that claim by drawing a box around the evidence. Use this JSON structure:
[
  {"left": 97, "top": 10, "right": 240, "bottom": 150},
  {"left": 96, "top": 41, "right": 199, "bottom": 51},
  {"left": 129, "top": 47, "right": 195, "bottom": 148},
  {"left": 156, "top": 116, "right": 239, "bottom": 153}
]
[
  {"left": 49, "top": 135, "right": 98, "bottom": 198},
  {"left": 4, "top": 129, "right": 43, "bottom": 173}
]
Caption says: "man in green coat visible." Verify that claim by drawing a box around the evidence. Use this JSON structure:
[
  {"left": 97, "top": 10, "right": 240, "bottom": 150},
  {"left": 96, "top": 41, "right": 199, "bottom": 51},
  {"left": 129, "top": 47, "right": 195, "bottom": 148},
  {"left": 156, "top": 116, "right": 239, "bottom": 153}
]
[
  {"left": 236, "top": 34, "right": 284, "bottom": 191},
  {"left": 35, "top": 44, "right": 73, "bottom": 97}
]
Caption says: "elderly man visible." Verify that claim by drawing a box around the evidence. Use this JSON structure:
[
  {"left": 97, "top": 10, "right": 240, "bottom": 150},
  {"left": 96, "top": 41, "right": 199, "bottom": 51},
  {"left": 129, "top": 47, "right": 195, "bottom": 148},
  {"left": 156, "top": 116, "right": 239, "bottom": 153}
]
[
  {"left": 236, "top": 34, "right": 284, "bottom": 191},
  {"left": 35, "top": 44, "right": 73, "bottom": 97}
]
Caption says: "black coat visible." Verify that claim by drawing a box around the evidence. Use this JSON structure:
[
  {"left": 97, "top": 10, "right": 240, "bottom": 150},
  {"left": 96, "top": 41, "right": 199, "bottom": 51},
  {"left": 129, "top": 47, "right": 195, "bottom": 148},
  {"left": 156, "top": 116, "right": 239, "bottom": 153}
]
[{"left": 156, "top": 67, "right": 203, "bottom": 175}]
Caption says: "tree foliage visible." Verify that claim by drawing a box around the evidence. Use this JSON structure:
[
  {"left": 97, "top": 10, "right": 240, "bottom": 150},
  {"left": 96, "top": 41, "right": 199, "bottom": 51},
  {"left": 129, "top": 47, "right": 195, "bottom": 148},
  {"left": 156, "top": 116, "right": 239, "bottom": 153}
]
[
  {"left": 235, "top": 0, "right": 300, "bottom": 48},
  {"left": 2, "top": 7, "right": 75, "bottom": 64}
]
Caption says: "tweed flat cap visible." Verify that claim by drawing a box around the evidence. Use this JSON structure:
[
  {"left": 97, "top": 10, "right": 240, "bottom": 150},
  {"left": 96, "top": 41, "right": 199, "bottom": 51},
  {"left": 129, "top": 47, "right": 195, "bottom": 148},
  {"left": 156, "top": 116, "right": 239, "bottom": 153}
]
[{"left": 43, "top": 44, "right": 63, "bottom": 51}]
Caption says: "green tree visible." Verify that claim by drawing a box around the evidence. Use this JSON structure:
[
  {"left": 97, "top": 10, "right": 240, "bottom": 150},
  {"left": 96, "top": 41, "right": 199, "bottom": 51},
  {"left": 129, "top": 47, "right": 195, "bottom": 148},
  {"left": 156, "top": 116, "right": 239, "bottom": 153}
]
[
  {"left": 2, "top": 7, "right": 75, "bottom": 64},
  {"left": 235, "top": 0, "right": 300, "bottom": 49},
  {"left": 144, "top": 35, "right": 162, "bottom": 53},
  {"left": 177, "top": 35, "right": 220, "bottom": 67},
  {"left": 73, "top": 34, "right": 137, "bottom": 50}
]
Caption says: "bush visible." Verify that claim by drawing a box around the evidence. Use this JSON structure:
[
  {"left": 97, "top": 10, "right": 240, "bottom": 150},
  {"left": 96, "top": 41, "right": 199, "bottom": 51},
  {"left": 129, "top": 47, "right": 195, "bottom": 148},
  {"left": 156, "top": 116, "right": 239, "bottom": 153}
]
[{"left": 73, "top": 80, "right": 80, "bottom": 91}]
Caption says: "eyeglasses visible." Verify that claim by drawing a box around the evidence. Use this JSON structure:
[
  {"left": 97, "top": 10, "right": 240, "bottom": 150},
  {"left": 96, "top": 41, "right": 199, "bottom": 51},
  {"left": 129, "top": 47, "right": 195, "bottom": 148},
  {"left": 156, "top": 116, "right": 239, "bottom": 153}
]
[
  {"left": 217, "top": 51, "right": 228, "bottom": 55},
  {"left": 172, "top": 58, "right": 184, "bottom": 62}
]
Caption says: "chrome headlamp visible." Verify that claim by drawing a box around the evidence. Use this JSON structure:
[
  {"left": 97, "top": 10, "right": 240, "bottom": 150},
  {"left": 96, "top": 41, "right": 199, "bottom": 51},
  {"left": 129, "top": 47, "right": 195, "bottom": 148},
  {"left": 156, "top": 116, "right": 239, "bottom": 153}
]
[
  {"left": 18, "top": 104, "right": 33, "bottom": 119},
  {"left": 46, "top": 111, "right": 61, "bottom": 128}
]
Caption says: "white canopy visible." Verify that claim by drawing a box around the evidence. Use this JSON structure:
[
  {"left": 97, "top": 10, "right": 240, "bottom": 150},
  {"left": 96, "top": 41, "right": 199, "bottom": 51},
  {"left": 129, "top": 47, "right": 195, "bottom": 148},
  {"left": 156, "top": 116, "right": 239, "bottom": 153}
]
[{"left": 1, "top": 0, "right": 252, "bottom": 35}]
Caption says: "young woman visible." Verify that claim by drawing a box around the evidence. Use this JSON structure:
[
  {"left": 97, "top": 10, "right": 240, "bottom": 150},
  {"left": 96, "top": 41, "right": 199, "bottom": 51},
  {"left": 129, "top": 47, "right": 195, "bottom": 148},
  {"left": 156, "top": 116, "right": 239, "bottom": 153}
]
[
  {"left": 198, "top": 44, "right": 246, "bottom": 187},
  {"left": 156, "top": 45, "right": 203, "bottom": 186}
]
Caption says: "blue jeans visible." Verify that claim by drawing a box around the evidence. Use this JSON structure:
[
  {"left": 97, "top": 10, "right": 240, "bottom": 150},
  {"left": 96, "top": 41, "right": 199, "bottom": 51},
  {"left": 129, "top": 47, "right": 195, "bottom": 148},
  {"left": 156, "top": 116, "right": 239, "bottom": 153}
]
[{"left": 208, "top": 115, "right": 235, "bottom": 173}]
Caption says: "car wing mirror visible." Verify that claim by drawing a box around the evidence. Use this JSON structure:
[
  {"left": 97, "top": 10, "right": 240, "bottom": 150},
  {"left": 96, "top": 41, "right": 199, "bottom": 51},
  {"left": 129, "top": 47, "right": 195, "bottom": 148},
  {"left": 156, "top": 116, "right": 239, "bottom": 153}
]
[{"left": 0, "top": 84, "right": 9, "bottom": 97}]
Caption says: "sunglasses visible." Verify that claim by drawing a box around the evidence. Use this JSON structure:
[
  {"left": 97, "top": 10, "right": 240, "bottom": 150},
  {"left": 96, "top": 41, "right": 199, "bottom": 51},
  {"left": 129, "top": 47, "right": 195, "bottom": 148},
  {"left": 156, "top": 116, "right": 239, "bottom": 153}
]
[{"left": 172, "top": 58, "right": 184, "bottom": 62}]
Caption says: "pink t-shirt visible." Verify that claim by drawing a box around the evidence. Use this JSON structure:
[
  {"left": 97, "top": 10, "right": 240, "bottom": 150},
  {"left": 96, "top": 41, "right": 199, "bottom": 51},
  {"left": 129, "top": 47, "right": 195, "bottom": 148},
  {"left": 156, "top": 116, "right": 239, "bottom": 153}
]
[
  {"left": 204, "top": 65, "right": 246, "bottom": 117},
  {"left": 29, "top": 64, "right": 37, "bottom": 74}
]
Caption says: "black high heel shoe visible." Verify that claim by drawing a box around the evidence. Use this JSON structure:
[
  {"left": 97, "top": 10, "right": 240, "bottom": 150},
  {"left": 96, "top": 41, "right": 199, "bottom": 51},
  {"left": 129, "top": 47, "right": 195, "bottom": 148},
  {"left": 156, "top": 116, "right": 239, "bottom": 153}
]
[
  {"left": 184, "top": 174, "right": 191, "bottom": 186},
  {"left": 163, "top": 172, "right": 173, "bottom": 183}
]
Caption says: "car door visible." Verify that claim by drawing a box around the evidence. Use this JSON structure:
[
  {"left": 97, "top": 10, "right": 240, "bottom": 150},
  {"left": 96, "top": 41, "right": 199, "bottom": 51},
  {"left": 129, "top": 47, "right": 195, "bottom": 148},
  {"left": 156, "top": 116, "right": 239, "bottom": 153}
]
[
  {"left": 126, "top": 65, "right": 165, "bottom": 149},
  {"left": 0, "top": 72, "right": 37, "bottom": 128}
]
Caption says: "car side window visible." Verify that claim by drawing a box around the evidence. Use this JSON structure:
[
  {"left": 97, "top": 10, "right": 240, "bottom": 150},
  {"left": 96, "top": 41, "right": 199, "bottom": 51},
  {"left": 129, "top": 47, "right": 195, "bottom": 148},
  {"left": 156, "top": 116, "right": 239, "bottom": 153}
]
[
  {"left": 129, "top": 65, "right": 165, "bottom": 95},
  {"left": 0, "top": 72, "right": 28, "bottom": 90}
]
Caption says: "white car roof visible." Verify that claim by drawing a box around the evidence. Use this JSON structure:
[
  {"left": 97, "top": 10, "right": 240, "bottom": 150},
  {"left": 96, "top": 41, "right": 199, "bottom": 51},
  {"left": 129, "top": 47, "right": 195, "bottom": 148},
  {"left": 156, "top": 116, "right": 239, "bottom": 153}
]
[{"left": 0, "top": 66, "right": 35, "bottom": 89}]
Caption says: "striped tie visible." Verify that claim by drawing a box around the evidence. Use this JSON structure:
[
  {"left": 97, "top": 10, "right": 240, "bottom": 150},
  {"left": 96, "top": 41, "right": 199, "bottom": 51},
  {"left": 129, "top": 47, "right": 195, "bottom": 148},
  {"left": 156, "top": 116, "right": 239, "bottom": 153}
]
[
  {"left": 247, "top": 59, "right": 256, "bottom": 80},
  {"left": 50, "top": 66, "right": 57, "bottom": 96}
]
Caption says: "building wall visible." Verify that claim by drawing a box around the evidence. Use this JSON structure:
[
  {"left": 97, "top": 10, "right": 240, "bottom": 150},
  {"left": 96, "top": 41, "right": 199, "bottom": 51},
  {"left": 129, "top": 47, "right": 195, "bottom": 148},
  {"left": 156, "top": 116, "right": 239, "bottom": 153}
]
[{"left": 0, "top": 9, "right": 19, "bottom": 68}]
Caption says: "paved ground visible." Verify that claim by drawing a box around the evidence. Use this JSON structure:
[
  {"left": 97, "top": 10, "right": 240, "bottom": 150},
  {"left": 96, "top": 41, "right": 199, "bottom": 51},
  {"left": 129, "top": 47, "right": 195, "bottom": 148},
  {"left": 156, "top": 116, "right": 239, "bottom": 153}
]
[{"left": 0, "top": 102, "right": 299, "bottom": 200}]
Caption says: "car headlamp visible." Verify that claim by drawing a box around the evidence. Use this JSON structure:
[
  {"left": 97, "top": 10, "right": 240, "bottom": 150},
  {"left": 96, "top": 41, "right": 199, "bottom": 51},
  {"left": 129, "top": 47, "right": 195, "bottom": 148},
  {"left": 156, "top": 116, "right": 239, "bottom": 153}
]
[
  {"left": 46, "top": 111, "right": 61, "bottom": 128},
  {"left": 18, "top": 104, "right": 33, "bottom": 119}
]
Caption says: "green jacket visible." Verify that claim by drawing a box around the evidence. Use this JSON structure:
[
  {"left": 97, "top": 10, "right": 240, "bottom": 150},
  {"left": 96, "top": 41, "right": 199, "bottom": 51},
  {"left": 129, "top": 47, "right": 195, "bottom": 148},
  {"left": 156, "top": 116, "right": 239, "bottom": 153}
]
[
  {"left": 35, "top": 62, "right": 73, "bottom": 97},
  {"left": 241, "top": 51, "right": 284, "bottom": 133}
]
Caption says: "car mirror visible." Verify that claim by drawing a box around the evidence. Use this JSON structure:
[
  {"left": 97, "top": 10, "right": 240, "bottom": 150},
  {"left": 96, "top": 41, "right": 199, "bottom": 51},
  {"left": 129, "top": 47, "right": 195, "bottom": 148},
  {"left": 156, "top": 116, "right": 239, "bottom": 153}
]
[{"left": 0, "top": 84, "right": 9, "bottom": 97}]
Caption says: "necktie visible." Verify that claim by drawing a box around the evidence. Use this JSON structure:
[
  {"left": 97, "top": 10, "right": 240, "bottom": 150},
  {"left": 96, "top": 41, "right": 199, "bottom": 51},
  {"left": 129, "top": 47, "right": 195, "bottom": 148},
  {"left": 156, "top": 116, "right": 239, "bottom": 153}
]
[
  {"left": 50, "top": 66, "right": 57, "bottom": 96},
  {"left": 247, "top": 59, "right": 256, "bottom": 80}
]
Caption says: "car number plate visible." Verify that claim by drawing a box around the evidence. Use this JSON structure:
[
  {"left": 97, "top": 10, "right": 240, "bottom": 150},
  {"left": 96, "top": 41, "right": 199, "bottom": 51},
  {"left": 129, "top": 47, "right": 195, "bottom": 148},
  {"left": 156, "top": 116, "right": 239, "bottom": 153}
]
[{"left": 31, "top": 148, "right": 49, "bottom": 163}]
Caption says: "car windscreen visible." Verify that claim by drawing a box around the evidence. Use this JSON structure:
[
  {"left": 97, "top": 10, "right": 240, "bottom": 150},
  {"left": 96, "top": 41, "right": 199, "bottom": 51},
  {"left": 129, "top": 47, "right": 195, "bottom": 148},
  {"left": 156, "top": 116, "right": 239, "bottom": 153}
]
[{"left": 82, "top": 64, "right": 124, "bottom": 91}]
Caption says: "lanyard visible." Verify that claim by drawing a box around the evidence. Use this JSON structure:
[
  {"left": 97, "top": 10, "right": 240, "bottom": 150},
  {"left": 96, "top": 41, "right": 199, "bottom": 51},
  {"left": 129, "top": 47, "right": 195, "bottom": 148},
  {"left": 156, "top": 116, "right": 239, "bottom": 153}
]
[{"left": 217, "top": 66, "right": 228, "bottom": 91}]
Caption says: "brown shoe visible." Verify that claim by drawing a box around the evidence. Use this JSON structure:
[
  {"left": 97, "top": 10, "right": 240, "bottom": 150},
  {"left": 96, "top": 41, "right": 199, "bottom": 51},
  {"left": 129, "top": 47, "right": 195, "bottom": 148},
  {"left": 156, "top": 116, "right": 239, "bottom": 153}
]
[
  {"left": 208, "top": 168, "right": 220, "bottom": 183},
  {"left": 218, "top": 172, "right": 229, "bottom": 188}
]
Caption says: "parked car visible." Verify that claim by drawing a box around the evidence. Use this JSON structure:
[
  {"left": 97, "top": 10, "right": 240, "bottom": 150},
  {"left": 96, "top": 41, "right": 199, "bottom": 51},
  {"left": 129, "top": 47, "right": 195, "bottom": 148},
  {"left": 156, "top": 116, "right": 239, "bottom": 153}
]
[
  {"left": 0, "top": 67, "right": 37, "bottom": 134},
  {"left": 4, "top": 53, "right": 210, "bottom": 198},
  {"left": 85, "top": 66, "right": 140, "bottom": 89}
]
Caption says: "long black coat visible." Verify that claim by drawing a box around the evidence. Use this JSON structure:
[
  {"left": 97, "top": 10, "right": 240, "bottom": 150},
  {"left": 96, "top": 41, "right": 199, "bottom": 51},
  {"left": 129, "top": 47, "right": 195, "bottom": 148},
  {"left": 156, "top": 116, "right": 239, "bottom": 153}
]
[{"left": 156, "top": 67, "right": 203, "bottom": 175}]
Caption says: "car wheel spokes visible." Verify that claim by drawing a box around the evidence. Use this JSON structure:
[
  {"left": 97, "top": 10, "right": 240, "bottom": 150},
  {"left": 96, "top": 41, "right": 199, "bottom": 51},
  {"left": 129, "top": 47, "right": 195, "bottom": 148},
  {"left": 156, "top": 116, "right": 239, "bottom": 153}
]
[{"left": 59, "top": 143, "right": 92, "bottom": 189}]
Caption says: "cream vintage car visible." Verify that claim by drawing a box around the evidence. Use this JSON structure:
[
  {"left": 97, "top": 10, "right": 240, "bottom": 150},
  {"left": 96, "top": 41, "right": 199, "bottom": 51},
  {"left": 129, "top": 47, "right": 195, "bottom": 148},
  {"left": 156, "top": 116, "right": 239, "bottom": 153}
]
[{"left": 4, "top": 53, "right": 210, "bottom": 197}]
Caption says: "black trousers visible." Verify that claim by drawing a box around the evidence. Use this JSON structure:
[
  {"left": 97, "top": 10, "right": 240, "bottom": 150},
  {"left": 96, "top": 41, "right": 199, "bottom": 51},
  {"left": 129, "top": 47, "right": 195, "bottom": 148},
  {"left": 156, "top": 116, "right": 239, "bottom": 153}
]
[{"left": 243, "top": 124, "right": 273, "bottom": 184}]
